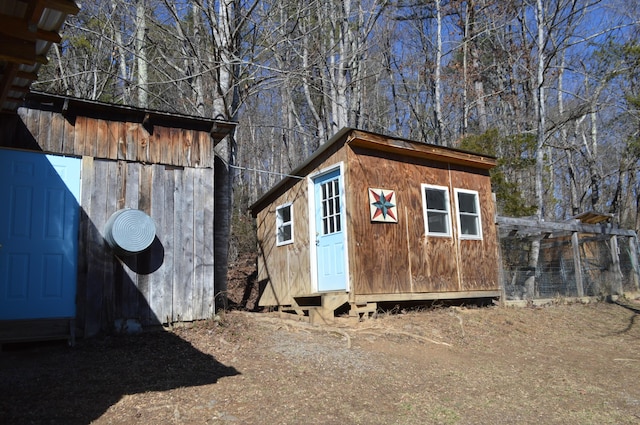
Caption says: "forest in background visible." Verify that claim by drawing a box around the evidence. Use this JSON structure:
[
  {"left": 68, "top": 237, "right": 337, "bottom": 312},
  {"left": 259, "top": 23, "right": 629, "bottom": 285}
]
[{"left": 35, "top": 0, "right": 640, "bottom": 237}]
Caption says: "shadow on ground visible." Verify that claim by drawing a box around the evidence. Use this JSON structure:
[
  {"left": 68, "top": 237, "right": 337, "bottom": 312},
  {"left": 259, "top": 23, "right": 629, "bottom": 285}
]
[{"left": 0, "top": 331, "right": 239, "bottom": 424}]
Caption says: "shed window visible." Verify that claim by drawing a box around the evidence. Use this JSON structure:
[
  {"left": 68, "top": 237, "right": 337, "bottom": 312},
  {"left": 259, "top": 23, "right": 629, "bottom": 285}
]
[
  {"left": 455, "top": 189, "right": 482, "bottom": 239},
  {"left": 276, "top": 203, "right": 293, "bottom": 245},
  {"left": 421, "top": 184, "right": 451, "bottom": 237}
]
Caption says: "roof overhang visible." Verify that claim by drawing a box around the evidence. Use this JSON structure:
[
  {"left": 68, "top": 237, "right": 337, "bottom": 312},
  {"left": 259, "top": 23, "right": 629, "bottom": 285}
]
[
  {"left": 22, "top": 91, "right": 237, "bottom": 144},
  {"left": 346, "top": 129, "right": 497, "bottom": 170},
  {"left": 0, "top": 0, "right": 79, "bottom": 113}
]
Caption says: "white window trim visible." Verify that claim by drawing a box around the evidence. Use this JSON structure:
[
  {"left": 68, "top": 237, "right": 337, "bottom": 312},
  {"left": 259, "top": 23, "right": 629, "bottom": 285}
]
[
  {"left": 275, "top": 202, "right": 294, "bottom": 246},
  {"left": 454, "top": 188, "right": 483, "bottom": 240},
  {"left": 421, "top": 183, "right": 452, "bottom": 237}
]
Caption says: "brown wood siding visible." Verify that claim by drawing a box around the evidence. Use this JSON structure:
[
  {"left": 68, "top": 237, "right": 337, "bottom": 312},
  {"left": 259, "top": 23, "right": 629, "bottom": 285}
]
[
  {"left": 347, "top": 146, "right": 499, "bottom": 296},
  {"left": 257, "top": 149, "right": 348, "bottom": 306},
  {"left": 449, "top": 166, "right": 500, "bottom": 291},
  {"left": 0, "top": 107, "right": 216, "bottom": 168},
  {"left": 79, "top": 159, "right": 215, "bottom": 334},
  {"left": 256, "top": 182, "right": 311, "bottom": 306}
]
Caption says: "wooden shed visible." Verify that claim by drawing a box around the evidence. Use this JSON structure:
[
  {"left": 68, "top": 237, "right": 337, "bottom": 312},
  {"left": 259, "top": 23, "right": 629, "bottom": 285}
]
[
  {"left": 0, "top": 92, "right": 236, "bottom": 342},
  {"left": 250, "top": 128, "right": 501, "bottom": 322}
]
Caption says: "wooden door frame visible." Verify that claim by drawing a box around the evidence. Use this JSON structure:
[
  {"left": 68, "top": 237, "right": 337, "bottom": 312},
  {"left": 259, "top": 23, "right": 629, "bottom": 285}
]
[{"left": 307, "top": 162, "right": 349, "bottom": 294}]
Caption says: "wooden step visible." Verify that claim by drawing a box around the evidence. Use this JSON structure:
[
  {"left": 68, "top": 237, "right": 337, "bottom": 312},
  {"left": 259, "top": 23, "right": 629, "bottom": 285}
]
[{"left": 321, "top": 292, "right": 349, "bottom": 311}]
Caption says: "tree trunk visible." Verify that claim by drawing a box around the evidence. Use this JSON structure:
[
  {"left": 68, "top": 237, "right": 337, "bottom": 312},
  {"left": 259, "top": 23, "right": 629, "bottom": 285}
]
[
  {"left": 433, "top": 0, "right": 444, "bottom": 145},
  {"left": 135, "top": 0, "right": 148, "bottom": 108}
]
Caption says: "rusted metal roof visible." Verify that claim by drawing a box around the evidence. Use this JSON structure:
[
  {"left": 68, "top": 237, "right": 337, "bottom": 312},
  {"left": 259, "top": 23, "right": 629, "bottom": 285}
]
[
  {"left": 0, "top": 0, "right": 79, "bottom": 113},
  {"left": 569, "top": 211, "right": 614, "bottom": 225}
]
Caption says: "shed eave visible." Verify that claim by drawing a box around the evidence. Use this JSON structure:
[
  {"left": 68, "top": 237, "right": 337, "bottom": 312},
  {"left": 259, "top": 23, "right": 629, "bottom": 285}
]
[
  {"left": 346, "top": 129, "right": 497, "bottom": 169},
  {"left": 22, "top": 91, "right": 237, "bottom": 145}
]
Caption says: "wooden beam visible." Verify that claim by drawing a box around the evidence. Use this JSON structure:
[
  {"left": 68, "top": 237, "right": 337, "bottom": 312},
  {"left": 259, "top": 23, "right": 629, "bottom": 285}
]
[
  {"left": 16, "top": 70, "right": 39, "bottom": 81},
  {"left": 629, "top": 237, "right": 640, "bottom": 292},
  {"left": 610, "top": 236, "right": 624, "bottom": 295},
  {"left": 0, "top": 34, "right": 36, "bottom": 64},
  {"left": 0, "top": 63, "right": 19, "bottom": 109},
  {"left": 0, "top": 13, "right": 62, "bottom": 43},
  {"left": 354, "top": 290, "right": 501, "bottom": 304},
  {"left": 8, "top": 84, "right": 30, "bottom": 94},
  {"left": 571, "top": 232, "right": 584, "bottom": 297},
  {"left": 496, "top": 216, "right": 637, "bottom": 237}
]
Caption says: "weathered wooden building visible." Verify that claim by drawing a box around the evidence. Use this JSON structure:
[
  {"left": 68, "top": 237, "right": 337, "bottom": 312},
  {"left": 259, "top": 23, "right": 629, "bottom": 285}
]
[
  {"left": 0, "top": 92, "right": 236, "bottom": 342},
  {"left": 250, "top": 128, "right": 501, "bottom": 322}
]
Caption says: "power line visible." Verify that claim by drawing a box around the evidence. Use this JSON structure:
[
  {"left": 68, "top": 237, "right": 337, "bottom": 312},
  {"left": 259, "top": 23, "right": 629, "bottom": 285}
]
[{"left": 228, "top": 164, "right": 305, "bottom": 180}]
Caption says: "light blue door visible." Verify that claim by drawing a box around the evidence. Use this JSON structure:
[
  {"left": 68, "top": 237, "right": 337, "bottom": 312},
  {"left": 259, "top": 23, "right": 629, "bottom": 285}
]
[
  {"left": 314, "top": 168, "right": 347, "bottom": 291},
  {"left": 0, "top": 149, "right": 81, "bottom": 320}
]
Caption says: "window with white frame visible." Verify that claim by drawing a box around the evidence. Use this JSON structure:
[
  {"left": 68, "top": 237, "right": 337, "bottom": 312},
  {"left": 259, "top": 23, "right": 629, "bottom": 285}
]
[
  {"left": 421, "top": 184, "right": 451, "bottom": 237},
  {"left": 455, "top": 189, "right": 482, "bottom": 239},
  {"left": 276, "top": 203, "right": 293, "bottom": 245}
]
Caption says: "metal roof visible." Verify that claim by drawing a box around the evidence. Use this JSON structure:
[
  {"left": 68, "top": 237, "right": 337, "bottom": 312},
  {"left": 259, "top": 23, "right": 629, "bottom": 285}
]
[{"left": 0, "top": 0, "right": 79, "bottom": 112}]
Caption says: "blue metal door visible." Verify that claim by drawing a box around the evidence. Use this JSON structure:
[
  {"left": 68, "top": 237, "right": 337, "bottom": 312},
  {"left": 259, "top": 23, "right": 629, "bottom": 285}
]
[
  {"left": 0, "top": 149, "right": 81, "bottom": 320},
  {"left": 314, "top": 168, "right": 347, "bottom": 291}
]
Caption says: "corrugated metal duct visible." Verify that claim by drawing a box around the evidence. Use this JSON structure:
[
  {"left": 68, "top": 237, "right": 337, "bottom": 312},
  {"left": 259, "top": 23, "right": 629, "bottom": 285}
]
[{"left": 104, "top": 209, "right": 156, "bottom": 256}]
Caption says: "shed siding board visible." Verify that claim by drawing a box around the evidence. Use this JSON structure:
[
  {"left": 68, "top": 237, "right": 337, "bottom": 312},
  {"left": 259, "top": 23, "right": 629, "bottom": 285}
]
[
  {"left": 95, "top": 119, "right": 109, "bottom": 158},
  {"left": 61, "top": 114, "right": 74, "bottom": 154},
  {"left": 195, "top": 168, "right": 215, "bottom": 318},
  {"left": 172, "top": 167, "right": 196, "bottom": 321},
  {"left": 171, "top": 168, "right": 184, "bottom": 320},
  {"left": 149, "top": 164, "right": 166, "bottom": 324},
  {"left": 103, "top": 160, "right": 118, "bottom": 326},
  {"left": 159, "top": 166, "right": 176, "bottom": 324},
  {"left": 82, "top": 157, "right": 108, "bottom": 336},
  {"left": 122, "top": 162, "right": 140, "bottom": 319},
  {"left": 37, "top": 110, "right": 51, "bottom": 151},
  {"left": 76, "top": 156, "right": 92, "bottom": 334},
  {"left": 148, "top": 124, "right": 160, "bottom": 164},
  {"left": 449, "top": 166, "right": 500, "bottom": 290},
  {"left": 136, "top": 124, "right": 148, "bottom": 163},
  {"left": 49, "top": 110, "right": 64, "bottom": 152},
  {"left": 182, "top": 167, "right": 196, "bottom": 321},
  {"left": 136, "top": 164, "right": 154, "bottom": 322},
  {"left": 25, "top": 107, "right": 40, "bottom": 145},
  {"left": 106, "top": 120, "right": 118, "bottom": 159}
]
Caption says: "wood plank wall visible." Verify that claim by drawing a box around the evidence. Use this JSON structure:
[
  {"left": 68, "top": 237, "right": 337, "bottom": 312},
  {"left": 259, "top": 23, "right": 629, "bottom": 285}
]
[
  {"left": 0, "top": 107, "right": 217, "bottom": 336},
  {"left": 5, "top": 108, "right": 214, "bottom": 167},
  {"left": 347, "top": 147, "right": 499, "bottom": 295},
  {"left": 256, "top": 182, "right": 311, "bottom": 306},
  {"left": 79, "top": 159, "right": 215, "bottom": 336}
]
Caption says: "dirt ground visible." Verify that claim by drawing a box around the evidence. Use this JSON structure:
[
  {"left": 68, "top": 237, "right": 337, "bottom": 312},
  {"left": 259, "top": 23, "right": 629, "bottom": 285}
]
[{"left": 1, "top": 256, "right": 640, "bottom": 425}]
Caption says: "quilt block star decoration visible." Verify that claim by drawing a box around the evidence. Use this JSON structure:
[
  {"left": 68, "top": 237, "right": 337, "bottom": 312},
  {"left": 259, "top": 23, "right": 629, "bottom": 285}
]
[{"left": 369, "top": 188, "right": 398, "bottom": 223}]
